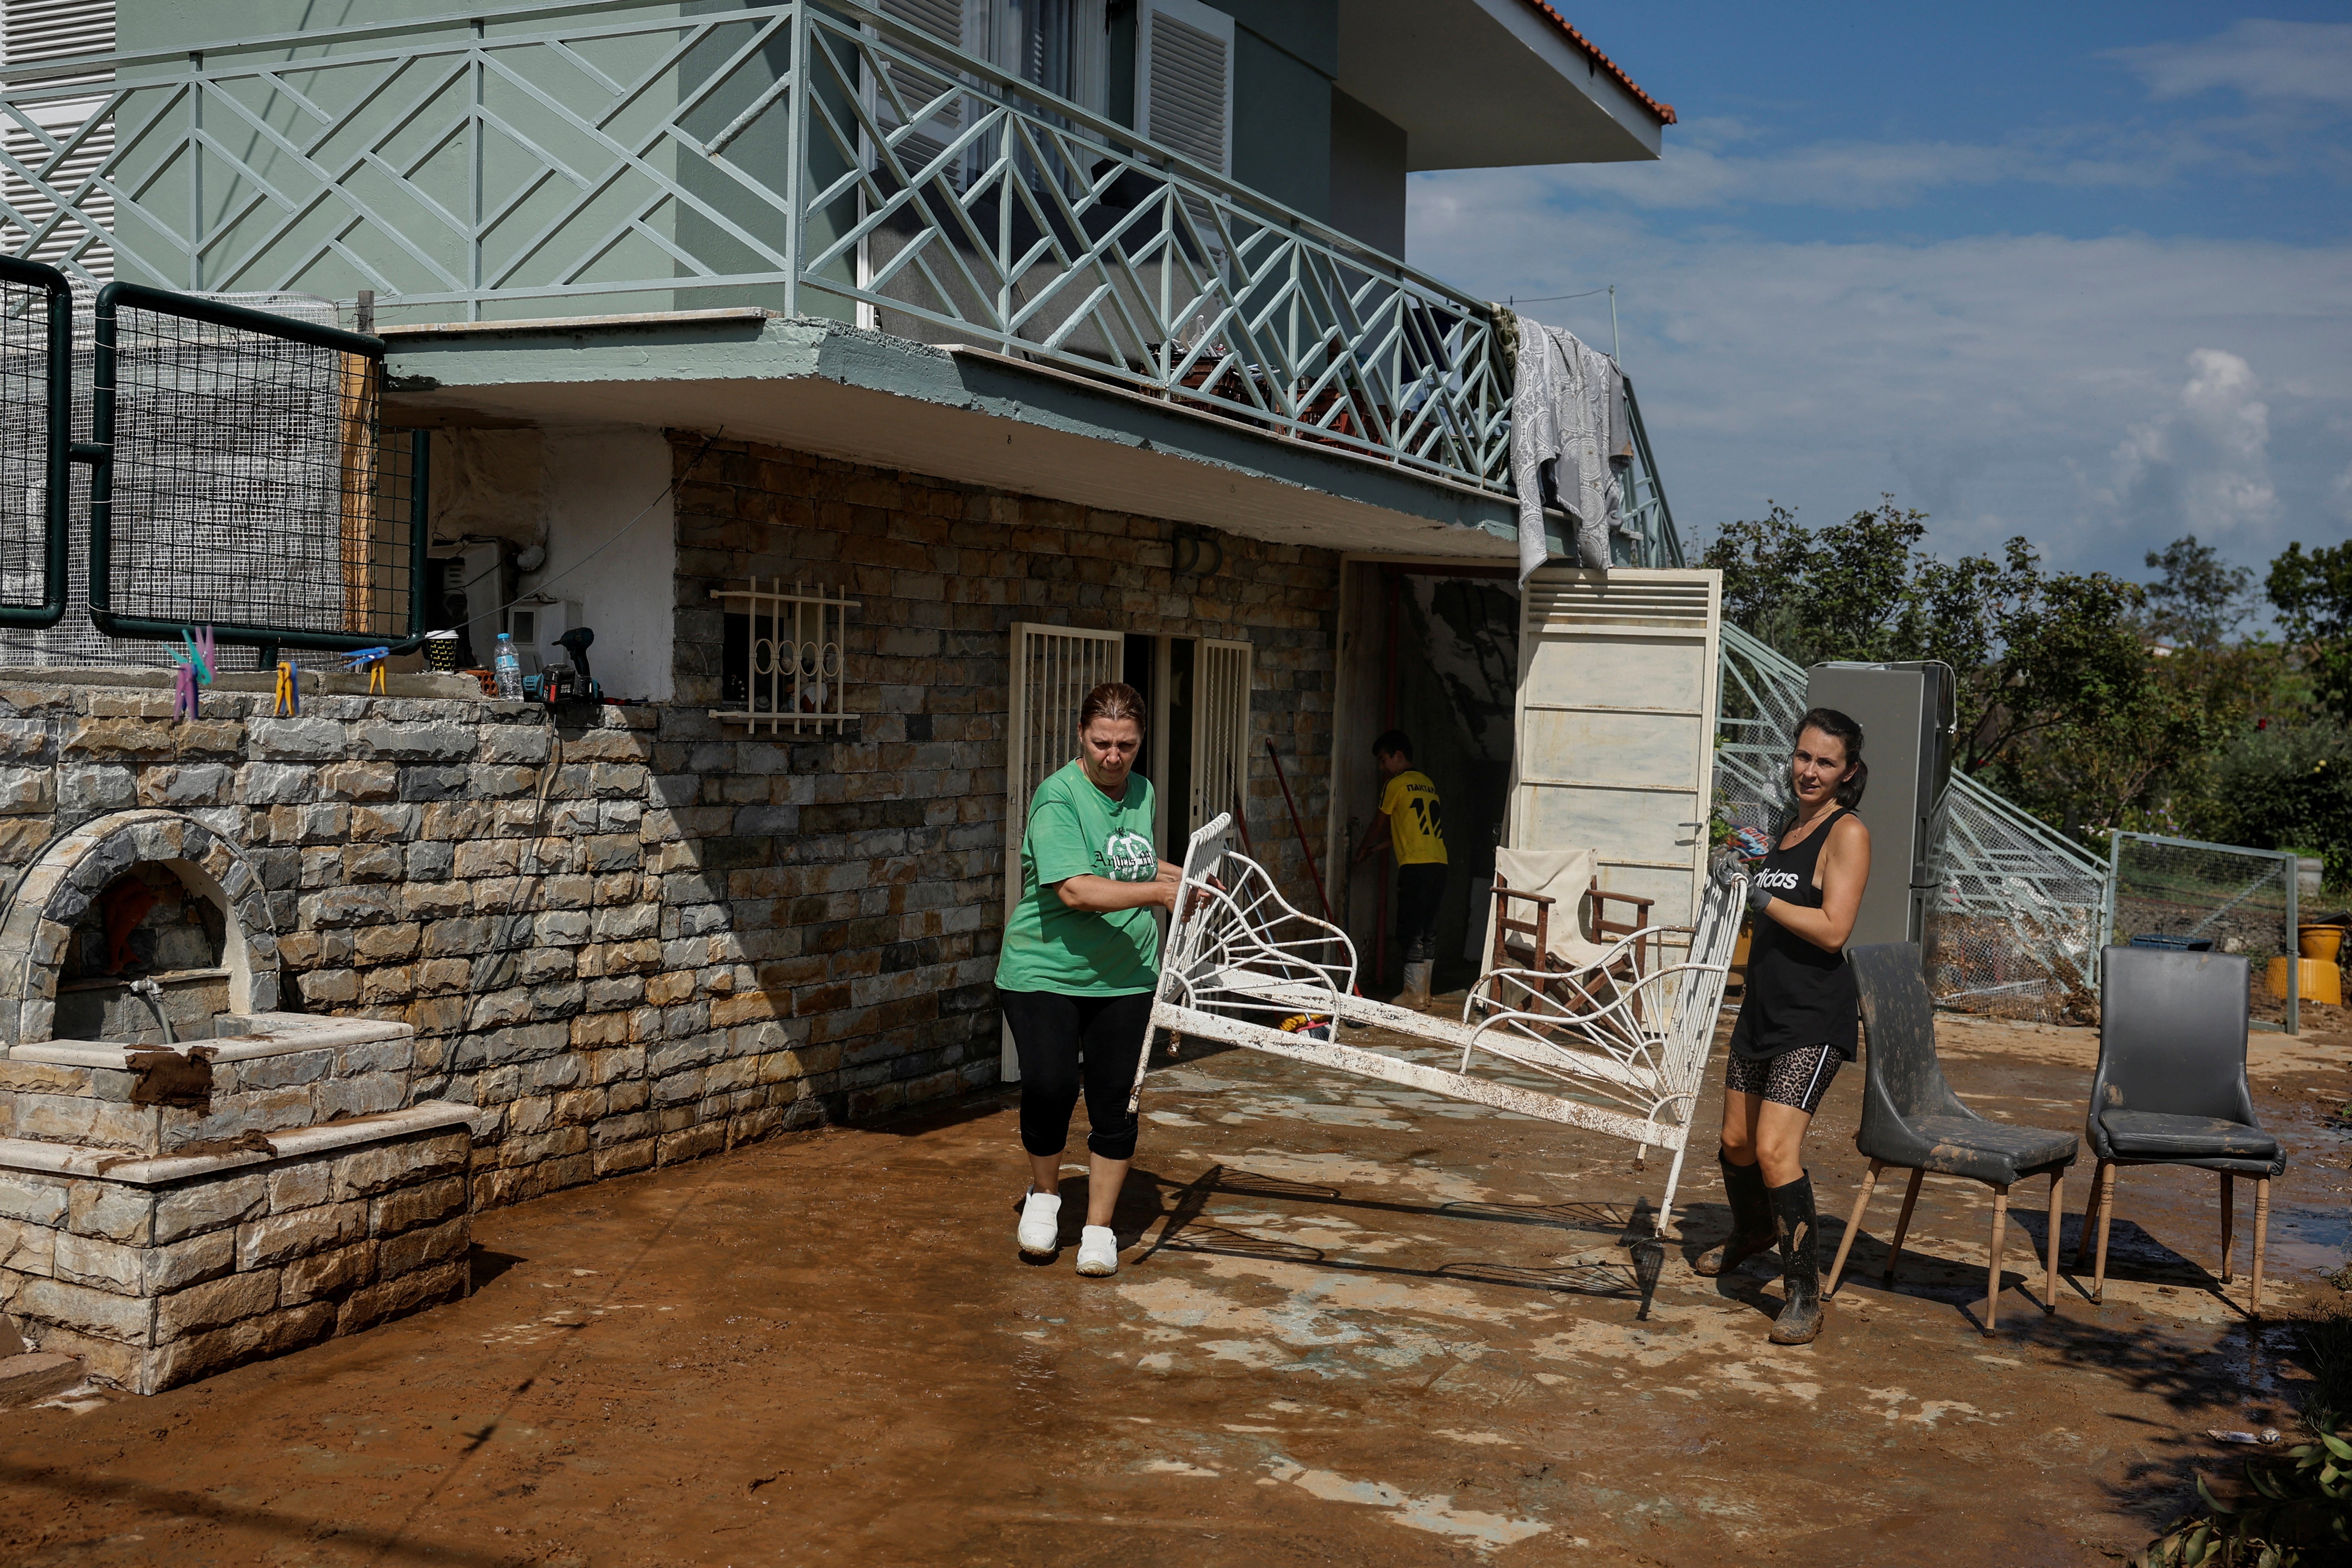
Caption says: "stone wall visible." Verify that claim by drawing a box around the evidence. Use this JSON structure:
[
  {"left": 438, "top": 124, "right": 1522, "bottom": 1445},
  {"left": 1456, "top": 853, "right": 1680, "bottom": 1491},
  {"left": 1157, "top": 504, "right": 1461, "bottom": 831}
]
[
  {"left": 0, "top": 1103, "right": 474, "bottom": 1394},
  {"left": 0, "top": 430, "right": 1343, "bottom": 1219}
]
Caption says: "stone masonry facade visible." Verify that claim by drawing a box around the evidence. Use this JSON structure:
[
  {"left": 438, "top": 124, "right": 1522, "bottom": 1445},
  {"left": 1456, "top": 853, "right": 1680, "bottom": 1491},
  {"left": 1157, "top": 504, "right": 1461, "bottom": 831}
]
[{"left": 0, "top": 430, "right": 1343, "bottom": 1227}]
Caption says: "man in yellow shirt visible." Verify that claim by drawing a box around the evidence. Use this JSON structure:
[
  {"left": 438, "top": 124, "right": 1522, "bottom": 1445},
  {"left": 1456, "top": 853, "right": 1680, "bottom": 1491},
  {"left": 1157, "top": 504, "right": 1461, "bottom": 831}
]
[{"left": 1351, "top": 729, "right": 1448, "bottom": 1010}]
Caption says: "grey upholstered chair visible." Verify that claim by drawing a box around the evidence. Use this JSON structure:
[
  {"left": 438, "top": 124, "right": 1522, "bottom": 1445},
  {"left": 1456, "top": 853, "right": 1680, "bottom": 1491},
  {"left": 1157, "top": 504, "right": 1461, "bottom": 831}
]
[
  {"left": 2076, "top": 945, "right": 2285, "bottom": 1315},
  {"left": 1825, "top": 944, "right": 2079, "bottom": 1333}
]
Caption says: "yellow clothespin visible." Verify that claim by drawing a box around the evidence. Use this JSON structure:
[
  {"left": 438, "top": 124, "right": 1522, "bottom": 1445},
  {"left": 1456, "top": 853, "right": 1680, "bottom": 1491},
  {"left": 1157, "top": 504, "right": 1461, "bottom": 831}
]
[{"left": 368, "top": 660, "right": 387, "bottom": 696}]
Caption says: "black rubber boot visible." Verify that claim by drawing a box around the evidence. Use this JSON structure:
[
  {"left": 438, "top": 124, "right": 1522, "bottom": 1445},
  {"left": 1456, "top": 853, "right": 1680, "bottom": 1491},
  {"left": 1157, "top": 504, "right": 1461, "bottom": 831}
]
[
  {"left": 1693, "top": 1152, "right": 1779, "bottom": 1278},
  {"left": 1766, "top": 1172, "right": 1823, "bottom": 1345}
]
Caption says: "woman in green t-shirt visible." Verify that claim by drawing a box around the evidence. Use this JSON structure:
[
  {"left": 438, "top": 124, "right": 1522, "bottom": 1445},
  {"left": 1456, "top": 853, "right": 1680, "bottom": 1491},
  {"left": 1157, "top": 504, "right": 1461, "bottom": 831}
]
[{"left": 996, "top": 681, "right": 1182, "bottom": 1278}]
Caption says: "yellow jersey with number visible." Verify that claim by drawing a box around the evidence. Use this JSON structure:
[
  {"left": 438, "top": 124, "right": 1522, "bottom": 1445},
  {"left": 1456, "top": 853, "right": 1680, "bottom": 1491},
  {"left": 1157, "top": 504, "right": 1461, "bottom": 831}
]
[{"left": 1380, "top": 771, "right": 1447, "bottom": 865}]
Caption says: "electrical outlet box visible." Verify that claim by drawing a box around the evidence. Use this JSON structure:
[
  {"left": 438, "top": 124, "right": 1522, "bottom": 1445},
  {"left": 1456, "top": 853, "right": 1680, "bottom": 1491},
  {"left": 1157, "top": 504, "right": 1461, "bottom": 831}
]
[{"left": 507, "top": 598, "right": 584, "bottom": 679}]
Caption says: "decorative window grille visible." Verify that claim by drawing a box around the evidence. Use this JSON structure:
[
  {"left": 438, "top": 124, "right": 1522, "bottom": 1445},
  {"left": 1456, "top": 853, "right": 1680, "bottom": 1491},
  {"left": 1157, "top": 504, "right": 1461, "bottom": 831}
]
[{"left": 710, "top": 578, "right": 860, "bottom": 734}]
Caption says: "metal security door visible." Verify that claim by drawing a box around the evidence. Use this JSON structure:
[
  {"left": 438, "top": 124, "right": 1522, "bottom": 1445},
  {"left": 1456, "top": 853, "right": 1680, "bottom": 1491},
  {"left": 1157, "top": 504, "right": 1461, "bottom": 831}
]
[
  {"left": 1509, "top": 568, "right": 1722, "bottom": 929},
  {"left": 1003, "top": 622, "right": 1124, "bottom": 1079},
  {"left": 1188, "top": 637, "right": 1252, "bottom": 841}
]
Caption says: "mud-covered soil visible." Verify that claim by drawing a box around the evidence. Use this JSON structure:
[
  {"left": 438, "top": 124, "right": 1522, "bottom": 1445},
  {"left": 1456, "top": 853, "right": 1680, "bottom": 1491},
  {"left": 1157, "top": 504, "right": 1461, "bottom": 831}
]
[{"left": 0, "top": 1011, "right": 2345, "bottom": 1567}]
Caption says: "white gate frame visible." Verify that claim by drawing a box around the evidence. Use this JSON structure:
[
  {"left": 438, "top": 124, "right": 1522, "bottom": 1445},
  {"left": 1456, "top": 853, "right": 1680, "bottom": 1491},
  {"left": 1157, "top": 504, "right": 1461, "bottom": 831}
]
[
  {"left": 1003, "top": 622, "right": 1126, "bottom": 1080},
  {"left": 1139, "top": 814, "right": 1743, "bottom": 1235}
]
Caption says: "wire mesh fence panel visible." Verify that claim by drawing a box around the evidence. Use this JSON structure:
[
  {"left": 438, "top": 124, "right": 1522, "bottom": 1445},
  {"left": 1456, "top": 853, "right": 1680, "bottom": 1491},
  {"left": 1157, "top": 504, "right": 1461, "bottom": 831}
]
[
  {"left": 2109, "top": 832, "right": 2297, "bottom": 1031},
  {"left": 0, "top": 292, "right": 396, "bottom": 667},
  {"left": 0, "top": 265, "right": 60, "bottom": 619},
  {"left": 1717, "top": 624, "right": 2109, "bottom": 1023},
  {"left": 90, "top": 286, "right": 413, "bottom": 654}
]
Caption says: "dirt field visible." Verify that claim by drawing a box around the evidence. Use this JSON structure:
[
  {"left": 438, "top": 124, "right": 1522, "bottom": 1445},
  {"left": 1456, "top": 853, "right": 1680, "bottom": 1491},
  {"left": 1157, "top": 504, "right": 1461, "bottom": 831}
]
[{"left": 0, "top": 1011, "right": 2345, "bottom": 1567}]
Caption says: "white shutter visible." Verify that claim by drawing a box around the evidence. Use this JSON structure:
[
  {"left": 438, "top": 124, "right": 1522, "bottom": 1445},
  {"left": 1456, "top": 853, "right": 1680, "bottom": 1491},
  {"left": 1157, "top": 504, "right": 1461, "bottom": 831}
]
[
  {"left": 0, "top": 0, "right": 113, "bottom": 279},
  {"left": 1003, "top": 622, "right": 1125, "bottom": 1078},
  {"left": 1508, "top": 568, "right": 1722, "bottom": 930},
  {"left": 1189, "top": 636, "right": 1250, "bottom": 841},
  {"left": 872, "top": 0, "right": 972, "bottom": 190},
  {"left": 1136, "top": 0, "right": 1231, "bottom": 177}
]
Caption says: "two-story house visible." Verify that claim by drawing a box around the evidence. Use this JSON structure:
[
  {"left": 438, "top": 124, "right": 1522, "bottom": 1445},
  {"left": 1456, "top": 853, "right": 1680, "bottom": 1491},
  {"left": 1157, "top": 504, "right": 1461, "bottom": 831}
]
[{"left": 0, "top": 0, "right": 1679, "bottom": 1194}]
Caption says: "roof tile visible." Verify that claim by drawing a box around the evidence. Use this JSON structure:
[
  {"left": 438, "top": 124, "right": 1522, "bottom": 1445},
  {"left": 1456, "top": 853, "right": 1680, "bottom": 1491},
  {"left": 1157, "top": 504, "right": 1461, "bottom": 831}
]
[{"left": 1519, "top": 4, "right": 1676, "bottom": 125}]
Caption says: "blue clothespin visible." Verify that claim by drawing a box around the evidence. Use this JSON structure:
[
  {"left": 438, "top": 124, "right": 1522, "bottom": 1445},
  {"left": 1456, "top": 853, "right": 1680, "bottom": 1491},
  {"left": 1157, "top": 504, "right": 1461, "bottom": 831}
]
[{"left": 343, "top": 645, "right": 391, "bottom": 696}]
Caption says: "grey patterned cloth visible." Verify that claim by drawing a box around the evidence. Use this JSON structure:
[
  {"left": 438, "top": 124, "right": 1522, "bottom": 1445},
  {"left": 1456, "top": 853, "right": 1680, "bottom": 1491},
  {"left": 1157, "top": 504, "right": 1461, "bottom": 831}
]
[{"left": 1504, "top": 311, "right": 1631, "bottom": 584}]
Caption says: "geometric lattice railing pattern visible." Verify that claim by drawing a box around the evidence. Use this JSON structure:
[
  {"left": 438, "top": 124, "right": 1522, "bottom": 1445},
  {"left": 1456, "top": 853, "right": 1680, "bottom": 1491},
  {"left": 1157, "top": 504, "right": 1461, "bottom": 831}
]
[{"left": 0, "top": 0, "right": 1679, "bottom": 560}]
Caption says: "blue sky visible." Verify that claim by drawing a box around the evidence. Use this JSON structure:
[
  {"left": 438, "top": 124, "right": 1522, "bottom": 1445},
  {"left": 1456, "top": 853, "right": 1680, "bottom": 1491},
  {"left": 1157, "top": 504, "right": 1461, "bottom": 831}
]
[{"left": 1406, "top": 5, "right": 2352, "bottom": 591}]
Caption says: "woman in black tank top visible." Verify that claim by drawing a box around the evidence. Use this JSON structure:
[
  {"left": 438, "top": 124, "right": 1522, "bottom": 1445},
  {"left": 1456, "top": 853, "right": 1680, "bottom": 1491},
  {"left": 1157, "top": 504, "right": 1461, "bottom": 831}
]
[{"left": 1693, "top": 708, "right": 1873, "bottom": 1346}]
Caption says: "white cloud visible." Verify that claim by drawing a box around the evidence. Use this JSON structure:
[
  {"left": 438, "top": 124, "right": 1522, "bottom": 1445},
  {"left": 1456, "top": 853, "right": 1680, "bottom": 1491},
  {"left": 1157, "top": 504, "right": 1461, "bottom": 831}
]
[
  {"left": 1540, "top": 118, "right": 2188, "bottom": 212},
  {"left": 1408, "top": 170, "right": 2352, "bottom": 573},
  {"left": 2104, "top": 350, "right": 2278, "bottom": 538},
  {"left": 2113, "top": 19, "right": 2352, "bottom": 106}
]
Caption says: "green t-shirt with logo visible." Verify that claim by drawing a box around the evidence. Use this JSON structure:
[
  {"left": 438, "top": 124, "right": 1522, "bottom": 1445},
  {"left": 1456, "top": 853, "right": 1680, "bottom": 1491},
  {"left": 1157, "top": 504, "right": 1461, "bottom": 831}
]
[{"left": 997, "top": 760, "right": 1161, "bottom": 995}]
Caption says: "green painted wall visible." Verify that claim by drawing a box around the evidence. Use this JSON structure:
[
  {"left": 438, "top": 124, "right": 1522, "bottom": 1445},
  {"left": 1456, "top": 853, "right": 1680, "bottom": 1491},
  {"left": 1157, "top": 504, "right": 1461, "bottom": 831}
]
[
  {"left": 1328, "top": 87, "right": 1405, "bottom": 255},
  {"left": 1210, "top": 0, "right": 1338, "bottom": 224}
]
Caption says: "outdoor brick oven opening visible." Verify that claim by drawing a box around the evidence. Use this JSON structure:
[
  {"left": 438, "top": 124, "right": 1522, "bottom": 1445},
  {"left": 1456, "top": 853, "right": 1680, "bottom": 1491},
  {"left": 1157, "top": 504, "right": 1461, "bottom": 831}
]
[{"left": 55, "top": 863, "right": 230, "bottom": 1045}]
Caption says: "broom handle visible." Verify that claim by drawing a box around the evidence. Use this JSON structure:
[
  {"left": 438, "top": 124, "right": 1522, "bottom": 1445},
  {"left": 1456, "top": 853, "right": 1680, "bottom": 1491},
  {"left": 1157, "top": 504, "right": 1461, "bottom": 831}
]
[{"left": 1265, "top": 739, "right": 1334, "bottom": 925}]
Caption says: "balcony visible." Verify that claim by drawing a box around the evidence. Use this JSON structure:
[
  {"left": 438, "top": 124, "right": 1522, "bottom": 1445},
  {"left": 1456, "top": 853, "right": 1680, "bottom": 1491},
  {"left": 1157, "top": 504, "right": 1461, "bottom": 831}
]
[{"left": 0, "top": 0, "right": 1679, "bottom": 563}]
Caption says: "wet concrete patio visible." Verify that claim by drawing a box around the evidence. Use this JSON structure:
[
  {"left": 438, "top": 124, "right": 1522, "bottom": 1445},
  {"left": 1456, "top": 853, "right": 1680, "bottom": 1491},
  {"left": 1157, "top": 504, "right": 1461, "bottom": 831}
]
[{"left": 0, "top": 1009, "right": 2345, "bottom": 1567}]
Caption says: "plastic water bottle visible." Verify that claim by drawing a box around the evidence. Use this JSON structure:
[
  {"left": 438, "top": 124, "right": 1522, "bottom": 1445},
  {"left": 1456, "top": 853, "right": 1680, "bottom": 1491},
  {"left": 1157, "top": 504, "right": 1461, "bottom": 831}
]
[{"left": 494, "top": 632, "right": 522, "bottom": 701}]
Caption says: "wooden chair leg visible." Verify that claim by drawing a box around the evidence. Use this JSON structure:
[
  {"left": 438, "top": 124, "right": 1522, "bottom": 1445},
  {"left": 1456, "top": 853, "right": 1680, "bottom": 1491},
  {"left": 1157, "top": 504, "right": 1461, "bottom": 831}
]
[
  {"left": 2093, "top": 1163, "right": 2119, "bottom": 1305},
  {"left": 1882, "top": 1168, "right": 1925, "bottom": 1281},
  {"left": 2073, "top": 1159, "right": 2107, "bottom": 1267},
  {"left": 1825, "top": 1159, "right": 1884, "bottom": 1296},
  {"left": 2251, "top": 1177, "right": 2269, "bottom": 1319},
  {"left": 1984, "top": 1184, "right": 2011, "bottom": 1335},
  {"left": 2219, "top": 1173, "right": 2235, "bottom": 1285},
  {"left": 2043, "top": 1170, "right": 2065, "bottom": 1313}
]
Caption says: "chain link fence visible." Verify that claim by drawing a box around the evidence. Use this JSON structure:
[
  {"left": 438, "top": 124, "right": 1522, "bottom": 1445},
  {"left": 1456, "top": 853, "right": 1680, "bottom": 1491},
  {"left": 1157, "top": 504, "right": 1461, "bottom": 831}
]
[
  {"left": 2106, "top": 832, "right": 2299, "bottom": 1033},
  {"left": 1717, "top": 625, "right": 2109, "bottom": 1024}
]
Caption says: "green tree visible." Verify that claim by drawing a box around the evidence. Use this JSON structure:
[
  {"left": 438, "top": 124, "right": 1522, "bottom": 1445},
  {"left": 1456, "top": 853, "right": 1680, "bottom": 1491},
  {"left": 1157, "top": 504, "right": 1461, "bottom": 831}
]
[
  {"left": 2146, "top": 534, "right": 2254, "bottom": 650},
  {"left": 2267, "top": 539, "right": 2352, "bottom": 721}
]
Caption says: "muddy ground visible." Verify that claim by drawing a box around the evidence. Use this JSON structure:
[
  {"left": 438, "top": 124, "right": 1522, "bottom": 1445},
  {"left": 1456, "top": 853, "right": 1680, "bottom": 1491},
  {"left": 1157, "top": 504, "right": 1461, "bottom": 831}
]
[{"left": 0, "top": 1010, "right": 2345, "bottom": 1567}]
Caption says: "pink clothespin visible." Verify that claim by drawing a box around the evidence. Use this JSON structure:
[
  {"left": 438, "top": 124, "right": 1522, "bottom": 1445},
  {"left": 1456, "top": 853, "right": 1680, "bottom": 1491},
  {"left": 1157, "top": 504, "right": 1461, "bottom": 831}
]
[{"left": 168, "top": 625, "right": 217, "bottom": 722}]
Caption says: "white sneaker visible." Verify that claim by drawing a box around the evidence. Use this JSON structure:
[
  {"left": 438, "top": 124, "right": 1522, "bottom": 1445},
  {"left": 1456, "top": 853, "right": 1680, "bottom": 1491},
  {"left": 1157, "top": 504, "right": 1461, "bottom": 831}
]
[
  {"left": 1017, "top": 1191, "right": 1062, "bottom": 1255},
  {"left": 1076, "top": 1225, "right": 1120, "bottom": 1277}
]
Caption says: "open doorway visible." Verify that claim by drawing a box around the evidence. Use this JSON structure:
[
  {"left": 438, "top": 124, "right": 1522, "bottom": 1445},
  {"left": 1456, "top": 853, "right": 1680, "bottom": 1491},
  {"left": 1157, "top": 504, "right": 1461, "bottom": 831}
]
[
  {"left": 1124, "top": 631, "right": 1250, "bottom": 857},
  {"left": 1328, "top": 563, "right": 1519, "bottom": 1001}
]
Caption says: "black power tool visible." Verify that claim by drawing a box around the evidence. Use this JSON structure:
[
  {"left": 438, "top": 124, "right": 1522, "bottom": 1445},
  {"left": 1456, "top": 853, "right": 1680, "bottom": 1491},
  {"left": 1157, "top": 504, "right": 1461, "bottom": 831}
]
[{"left": 524, "top": 625, "right": 602, "bottom": 704}]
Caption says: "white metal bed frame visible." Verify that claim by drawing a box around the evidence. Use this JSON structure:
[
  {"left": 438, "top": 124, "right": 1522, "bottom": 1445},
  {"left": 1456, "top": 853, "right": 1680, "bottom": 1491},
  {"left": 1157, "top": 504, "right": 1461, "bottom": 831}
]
[{"left": 1137, "top": 815, "right": 1745, "bottom": 1234}]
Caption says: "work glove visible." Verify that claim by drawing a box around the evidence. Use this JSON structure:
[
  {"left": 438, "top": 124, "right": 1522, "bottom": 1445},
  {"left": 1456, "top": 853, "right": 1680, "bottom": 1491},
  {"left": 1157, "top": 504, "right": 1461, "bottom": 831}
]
[{"left": 1747, "top": 882, "right": 1774, "bottom": 915}]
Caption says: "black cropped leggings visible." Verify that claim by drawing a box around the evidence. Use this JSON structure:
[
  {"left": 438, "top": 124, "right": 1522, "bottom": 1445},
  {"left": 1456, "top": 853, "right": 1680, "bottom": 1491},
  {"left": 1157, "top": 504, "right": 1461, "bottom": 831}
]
[{"left": 999, "top": 988, "right": 1154, "bottom": 1163}]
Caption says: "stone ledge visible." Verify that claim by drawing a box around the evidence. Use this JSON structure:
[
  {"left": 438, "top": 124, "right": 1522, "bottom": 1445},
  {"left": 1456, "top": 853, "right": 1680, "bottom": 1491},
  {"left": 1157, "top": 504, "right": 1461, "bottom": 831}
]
[
  {"left": 10, "top": 1014, "right": 412, "bottom": 1068},
  {"left": 0, "top": 1102, "right": 481, "bottom": 1186}
]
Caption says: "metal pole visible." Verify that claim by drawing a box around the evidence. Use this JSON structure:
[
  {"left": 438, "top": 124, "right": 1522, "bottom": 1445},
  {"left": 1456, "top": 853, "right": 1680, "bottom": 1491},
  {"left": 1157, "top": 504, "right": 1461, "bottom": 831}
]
[
  {"left": 470, "top": 21, "right": 484, "bottom": 320},
  {"left": 188, "top": 54, "right": 204, "bottom": 291},
  {"left": 782, "top": 0, "right": 805, "bottom": 318},
  {"left": 2284, "top": 847, "right": 2299, "bottom": 1037}
]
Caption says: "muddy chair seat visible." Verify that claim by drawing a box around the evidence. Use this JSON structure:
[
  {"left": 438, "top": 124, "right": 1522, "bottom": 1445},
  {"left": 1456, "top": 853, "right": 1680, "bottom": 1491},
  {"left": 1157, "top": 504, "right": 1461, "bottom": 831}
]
[
  {"left": 1824, "top": 945, "right": 2080, "bottom": 1335},
  {"left": 2097, "top": 1110, "right": 2277, "bottom": 1164},
  {"left": 1900, "top": 1115, "right": 2081, "bottom": 1187}
]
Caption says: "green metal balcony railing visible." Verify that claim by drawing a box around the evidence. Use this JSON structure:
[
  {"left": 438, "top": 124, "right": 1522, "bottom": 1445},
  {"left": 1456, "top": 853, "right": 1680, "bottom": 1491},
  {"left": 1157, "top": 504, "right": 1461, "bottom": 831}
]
[{"left": 0, "top": 0, "right": 1680, "bottom": 565}]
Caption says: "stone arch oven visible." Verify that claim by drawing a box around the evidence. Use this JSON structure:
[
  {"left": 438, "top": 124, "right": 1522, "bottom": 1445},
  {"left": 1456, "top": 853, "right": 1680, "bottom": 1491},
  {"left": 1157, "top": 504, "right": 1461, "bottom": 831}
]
[
  {"left": 0, "top": 810, "right": 478, "bottom": 1396},
  {"left": 0, "top": 809, "right": 281, "bottom": 1048}
]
